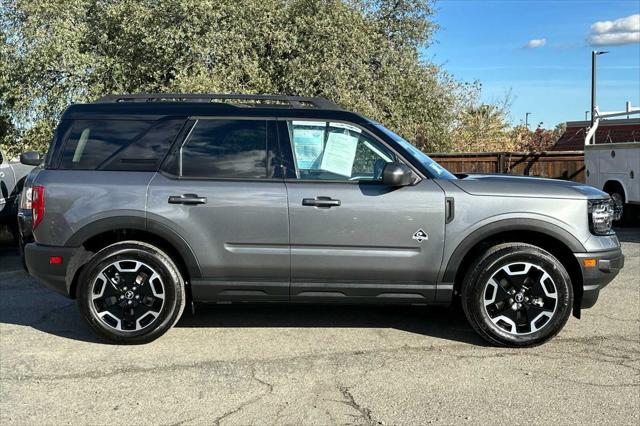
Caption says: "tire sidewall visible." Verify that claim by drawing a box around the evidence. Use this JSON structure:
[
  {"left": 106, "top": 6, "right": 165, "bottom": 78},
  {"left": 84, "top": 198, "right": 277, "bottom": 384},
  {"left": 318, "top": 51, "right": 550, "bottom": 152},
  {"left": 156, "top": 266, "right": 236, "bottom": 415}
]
[
  {"left": 77, "top": 243, "right": 184, "bottom": 344},
  {"left": 465, "top": 246, "right": 573, "bottom": 347}
]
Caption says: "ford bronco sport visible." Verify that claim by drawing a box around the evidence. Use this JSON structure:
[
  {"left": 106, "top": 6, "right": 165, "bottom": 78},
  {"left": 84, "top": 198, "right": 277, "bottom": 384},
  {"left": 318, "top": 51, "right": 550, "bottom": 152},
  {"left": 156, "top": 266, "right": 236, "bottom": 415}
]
[{"left": 21, "top": 94, "right": 624, "bottom": 346}]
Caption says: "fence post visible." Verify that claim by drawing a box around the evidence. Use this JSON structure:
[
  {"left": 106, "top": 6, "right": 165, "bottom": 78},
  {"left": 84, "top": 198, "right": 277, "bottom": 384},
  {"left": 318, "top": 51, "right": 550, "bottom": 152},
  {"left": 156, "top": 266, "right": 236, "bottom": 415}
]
[{"left": 497, "top": 152, "right": 505, "bottom": 173}]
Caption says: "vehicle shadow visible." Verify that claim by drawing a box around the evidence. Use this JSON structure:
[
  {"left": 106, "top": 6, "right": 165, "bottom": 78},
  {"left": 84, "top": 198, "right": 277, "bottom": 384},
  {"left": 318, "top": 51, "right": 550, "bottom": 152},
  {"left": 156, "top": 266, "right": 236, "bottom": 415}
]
[
  {"left": 175, "top": 302, "right": 487, "bottom": 346},
  {"left": 0, "top": 278, "right": 485, "bottom": 346},
  {"left": 1, "top": 240, "right": 484, "bottom": 346},
  {"left": 614, "top": 227, "right": 640, "bottom": 243}
]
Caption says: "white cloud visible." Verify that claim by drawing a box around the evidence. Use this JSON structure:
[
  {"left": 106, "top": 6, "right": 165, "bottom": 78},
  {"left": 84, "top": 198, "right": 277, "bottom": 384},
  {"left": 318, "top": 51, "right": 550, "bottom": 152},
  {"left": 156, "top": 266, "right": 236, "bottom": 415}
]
[
  {"left": 588, "top": 14, "right": 640, "bottom": 46},
  {"left": 524, "top": 38, "right": 546, "bottom": 48}
]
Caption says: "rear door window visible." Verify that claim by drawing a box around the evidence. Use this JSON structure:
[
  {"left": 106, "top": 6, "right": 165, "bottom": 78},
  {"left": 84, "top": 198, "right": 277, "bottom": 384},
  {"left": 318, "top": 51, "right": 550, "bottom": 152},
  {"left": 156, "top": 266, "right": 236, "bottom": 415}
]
[{"left": 179, "top": 119, "right": 267, "bottom": 179}]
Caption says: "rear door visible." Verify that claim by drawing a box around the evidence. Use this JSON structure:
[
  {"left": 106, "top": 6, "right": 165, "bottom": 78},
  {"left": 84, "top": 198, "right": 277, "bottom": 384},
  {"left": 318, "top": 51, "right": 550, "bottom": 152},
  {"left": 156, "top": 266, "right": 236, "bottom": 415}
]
[
  {"left": 279, "top": 119, "right": 446, "bottom": 303},
  {"left": 147, "top": 118, "right": 290, "bottom": 301}
]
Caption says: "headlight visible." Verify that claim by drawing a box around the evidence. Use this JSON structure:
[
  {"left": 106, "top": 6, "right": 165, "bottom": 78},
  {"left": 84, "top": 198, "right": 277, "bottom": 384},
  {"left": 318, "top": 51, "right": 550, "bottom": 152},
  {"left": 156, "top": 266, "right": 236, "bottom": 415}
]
[{"left": 588, "top": 200, "right": 614, "bottom": 235}]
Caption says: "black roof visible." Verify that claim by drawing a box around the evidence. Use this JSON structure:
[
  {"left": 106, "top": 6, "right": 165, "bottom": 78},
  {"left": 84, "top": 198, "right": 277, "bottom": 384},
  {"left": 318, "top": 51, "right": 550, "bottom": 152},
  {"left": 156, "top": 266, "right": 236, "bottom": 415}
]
[{"left": 61, "top": 93, "right": 370, "bottom": 123}]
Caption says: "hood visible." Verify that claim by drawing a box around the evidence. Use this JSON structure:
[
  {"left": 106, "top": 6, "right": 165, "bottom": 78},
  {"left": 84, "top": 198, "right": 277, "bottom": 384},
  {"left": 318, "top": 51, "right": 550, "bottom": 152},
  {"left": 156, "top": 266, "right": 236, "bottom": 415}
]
[{"left": 451, "top": 174, "right": 608, "bottom": 200}]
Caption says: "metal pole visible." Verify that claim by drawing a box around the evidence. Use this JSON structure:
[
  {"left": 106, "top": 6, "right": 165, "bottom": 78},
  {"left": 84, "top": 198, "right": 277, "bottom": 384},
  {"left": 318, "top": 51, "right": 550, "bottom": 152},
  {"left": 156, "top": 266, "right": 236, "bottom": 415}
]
[
  {"left": 590, "top": 51, "right": 608, "bottom": 144},
  {"left": 525, "top": 112, "right": 531, "bottom": 128},
  {"left": 591, "top": 51, "right": 596, "bottom": 145},
  {"left": 585, "top": 111, "right": 589, "bottom": 121}
]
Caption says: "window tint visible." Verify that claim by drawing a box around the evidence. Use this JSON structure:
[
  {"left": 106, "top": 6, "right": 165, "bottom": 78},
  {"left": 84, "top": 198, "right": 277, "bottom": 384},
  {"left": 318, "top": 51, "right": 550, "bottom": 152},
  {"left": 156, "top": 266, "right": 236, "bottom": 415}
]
[
  {"left": 60, "top": 120, "right": 154, "bottom": 170},
  {"left": 287, "top": 120, "right": 394, "bottom": 181},
  {"left": 100, "top": 119, "right": 185, "bottom": 171},
  {"left": 180, "top": 120, "right": 267, "bottom": 179}
]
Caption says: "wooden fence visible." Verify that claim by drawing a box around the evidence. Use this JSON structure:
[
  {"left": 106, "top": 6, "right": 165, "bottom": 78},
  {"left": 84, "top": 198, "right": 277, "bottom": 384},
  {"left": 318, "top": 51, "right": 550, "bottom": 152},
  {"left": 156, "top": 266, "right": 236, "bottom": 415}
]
[{"left": 428, "top": 151, "right": 585, "bottom": 182}]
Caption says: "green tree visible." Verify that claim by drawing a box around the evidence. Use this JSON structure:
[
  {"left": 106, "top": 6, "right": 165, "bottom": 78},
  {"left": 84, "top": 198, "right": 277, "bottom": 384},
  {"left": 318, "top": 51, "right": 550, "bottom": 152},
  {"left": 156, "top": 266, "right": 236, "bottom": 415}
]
[
  {"left": 1, "top": 0, "right": 472, "bottom": 157},
  {"left": 451, "top": 103, "right": 511, "bottom": 152}
]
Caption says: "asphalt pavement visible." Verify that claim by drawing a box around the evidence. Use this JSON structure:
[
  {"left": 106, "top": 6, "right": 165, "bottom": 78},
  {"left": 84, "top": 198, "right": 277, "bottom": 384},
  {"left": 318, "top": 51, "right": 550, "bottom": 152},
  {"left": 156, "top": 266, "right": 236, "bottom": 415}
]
[{"left": 1, "top": 229, "right": 638, "bottom": 425}]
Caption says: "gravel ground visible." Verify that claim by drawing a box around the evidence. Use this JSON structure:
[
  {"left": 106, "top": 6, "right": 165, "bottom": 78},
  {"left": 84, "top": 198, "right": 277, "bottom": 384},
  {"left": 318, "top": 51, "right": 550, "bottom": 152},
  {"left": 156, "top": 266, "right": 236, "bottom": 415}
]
[{"left": 0, "top": 229, "right": 638, "bottom": 425}]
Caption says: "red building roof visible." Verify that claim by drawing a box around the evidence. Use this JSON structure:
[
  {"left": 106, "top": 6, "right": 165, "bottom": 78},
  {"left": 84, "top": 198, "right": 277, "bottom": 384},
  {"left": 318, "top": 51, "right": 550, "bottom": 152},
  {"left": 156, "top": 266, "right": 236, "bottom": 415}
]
[{"left": 552, "top": 118, "right": 640, "bottom": 151}]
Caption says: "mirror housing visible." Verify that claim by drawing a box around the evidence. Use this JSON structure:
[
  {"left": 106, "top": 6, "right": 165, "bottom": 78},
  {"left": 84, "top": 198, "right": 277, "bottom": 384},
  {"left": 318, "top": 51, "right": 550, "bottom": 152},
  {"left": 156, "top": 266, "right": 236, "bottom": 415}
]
[
  {"left": 20, "top": 151, "right": 41, "bottom": 166},
  {"left": 382, "top": 162, "right": 414, "bottom": 187}
]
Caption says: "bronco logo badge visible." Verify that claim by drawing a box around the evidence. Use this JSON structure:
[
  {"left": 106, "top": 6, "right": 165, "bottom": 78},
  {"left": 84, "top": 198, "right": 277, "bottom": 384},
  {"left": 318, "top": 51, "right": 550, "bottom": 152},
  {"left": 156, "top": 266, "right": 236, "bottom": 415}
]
[{"left": 412, "top": 229, "right": 428, "bottom": 242}]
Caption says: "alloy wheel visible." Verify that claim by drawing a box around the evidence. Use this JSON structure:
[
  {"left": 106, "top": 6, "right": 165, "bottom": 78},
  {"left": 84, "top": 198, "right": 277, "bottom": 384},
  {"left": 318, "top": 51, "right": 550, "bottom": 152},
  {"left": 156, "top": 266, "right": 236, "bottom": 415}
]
[
  {"left": 90, "top": 260, "right": 166, "bottom": 332},
  {"left": 610, "top": 193, "right": 624, "bottom": 221},
  {"left": 483, "top": 262, "right": 558, "bottom": 335}
]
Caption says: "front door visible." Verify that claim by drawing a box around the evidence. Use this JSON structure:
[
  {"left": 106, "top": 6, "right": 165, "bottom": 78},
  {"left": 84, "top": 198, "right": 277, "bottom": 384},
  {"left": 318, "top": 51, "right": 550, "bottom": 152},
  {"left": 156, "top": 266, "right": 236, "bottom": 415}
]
[
  {"left": 280, "top": 119, "right": 446, "bottom": 303},
  {"left": 147, "top": 118, "right": 290, "bottom": 301}
]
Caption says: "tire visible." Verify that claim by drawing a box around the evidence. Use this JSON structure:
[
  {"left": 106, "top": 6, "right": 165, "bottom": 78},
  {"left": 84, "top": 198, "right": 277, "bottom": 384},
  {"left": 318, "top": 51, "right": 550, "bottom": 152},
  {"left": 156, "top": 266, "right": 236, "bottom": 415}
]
[
  {"left": 461, "top": 243, "right": 573, "bottom": 347},
  {"left": 608, "top": 191, "right": 627, "bottom": 225},
  {"left": 77, "top": 241, "right": 186, "bottom": 344}
]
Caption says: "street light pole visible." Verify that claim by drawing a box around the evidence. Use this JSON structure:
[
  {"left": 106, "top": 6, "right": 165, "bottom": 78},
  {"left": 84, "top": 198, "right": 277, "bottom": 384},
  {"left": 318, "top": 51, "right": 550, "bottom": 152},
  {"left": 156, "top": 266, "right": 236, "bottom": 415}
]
[
  {"left": 591, "top": 50, "right": 608, "bottom": 144},
  {"left": 525, "top": 112, "right": 531, "bottom": 128}
]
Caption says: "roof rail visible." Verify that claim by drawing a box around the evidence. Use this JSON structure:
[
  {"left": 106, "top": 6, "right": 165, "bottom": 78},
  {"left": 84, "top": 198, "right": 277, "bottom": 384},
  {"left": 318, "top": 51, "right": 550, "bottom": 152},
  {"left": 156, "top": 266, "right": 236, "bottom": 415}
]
[{"left": 94, "top": 93, "right": 342, "bottom": 110}]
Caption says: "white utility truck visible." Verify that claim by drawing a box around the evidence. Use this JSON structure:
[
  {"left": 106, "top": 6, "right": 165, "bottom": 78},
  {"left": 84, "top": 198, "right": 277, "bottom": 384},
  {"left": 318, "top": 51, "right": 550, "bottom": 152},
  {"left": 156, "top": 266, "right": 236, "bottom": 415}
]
[{"left": 584, "top": 103, "right": 640, "bottom": 224}]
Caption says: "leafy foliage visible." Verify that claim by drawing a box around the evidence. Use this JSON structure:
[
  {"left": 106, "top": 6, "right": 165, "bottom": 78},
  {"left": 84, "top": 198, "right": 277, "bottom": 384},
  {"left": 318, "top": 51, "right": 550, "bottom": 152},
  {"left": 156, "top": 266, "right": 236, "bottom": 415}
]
[
  {"left": 450, "top": 94, "right": 563, "bottom": 153},
  {"left": 1, "top": 0, "right": 474, "bottom": 158}
]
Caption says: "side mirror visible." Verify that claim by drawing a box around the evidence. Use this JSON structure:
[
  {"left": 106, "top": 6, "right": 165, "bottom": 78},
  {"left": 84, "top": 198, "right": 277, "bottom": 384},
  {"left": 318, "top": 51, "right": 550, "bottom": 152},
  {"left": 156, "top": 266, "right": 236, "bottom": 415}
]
[
  {"left": 20, "top": 151, "right": 41, "bottom": 166},
  {"left": 382, "top": 162, "right": 414, "bottom": 187}
]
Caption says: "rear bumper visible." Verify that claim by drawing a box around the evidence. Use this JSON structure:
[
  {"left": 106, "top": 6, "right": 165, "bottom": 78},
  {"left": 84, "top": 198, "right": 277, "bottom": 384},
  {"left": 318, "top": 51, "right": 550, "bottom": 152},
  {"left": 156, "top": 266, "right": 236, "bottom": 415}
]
[
  {"left": 574, "top": 248, "right": 624, "bottom": 309},
  {"left": 17, "top": 208, "right": 33, "bottom": 270},
  {"left": 25, "top": 243, "right": 88, "bottom": 298}
]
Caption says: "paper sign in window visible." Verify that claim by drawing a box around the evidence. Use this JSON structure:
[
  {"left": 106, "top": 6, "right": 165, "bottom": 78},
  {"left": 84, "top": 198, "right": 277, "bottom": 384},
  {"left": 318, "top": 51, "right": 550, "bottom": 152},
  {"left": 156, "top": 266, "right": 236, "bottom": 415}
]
[
  {"left": 320, "top": 132, "right": 359, "bottom": 177},
  {"left": 293, "top": 128, "right": 324, "bottom": 169}
]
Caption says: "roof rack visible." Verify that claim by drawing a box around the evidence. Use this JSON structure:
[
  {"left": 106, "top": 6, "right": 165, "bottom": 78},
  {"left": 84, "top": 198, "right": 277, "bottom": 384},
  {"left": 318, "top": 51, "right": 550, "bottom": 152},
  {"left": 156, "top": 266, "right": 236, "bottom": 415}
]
[{"left": 94, "top": 93, "right": 342, "bottom": 110}]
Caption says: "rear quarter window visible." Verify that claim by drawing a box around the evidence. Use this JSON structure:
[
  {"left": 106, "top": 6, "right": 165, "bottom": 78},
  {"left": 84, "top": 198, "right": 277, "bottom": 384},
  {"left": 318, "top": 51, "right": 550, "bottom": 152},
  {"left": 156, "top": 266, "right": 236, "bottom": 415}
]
[{"left": 59, "top": 119, "right": 185, "bottom": 171}]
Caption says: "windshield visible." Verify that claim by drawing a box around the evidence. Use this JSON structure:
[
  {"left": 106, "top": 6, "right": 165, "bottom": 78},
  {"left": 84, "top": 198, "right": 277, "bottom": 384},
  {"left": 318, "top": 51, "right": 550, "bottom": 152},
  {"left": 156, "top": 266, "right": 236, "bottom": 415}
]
[{"left": 374, "top": 125, "right": 457, "bottom": 179}]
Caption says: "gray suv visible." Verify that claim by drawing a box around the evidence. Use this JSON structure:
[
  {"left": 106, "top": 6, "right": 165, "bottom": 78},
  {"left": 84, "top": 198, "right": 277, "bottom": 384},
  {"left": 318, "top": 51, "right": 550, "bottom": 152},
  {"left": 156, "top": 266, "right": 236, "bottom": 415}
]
[{"left": 21, "top": 94, "right": 624, "bottom": 346}]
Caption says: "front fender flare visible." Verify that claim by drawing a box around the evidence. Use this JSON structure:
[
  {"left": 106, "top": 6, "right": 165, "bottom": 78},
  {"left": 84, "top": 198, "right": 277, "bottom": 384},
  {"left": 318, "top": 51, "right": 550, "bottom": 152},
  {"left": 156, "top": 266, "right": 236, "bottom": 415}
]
[{"left": 441, "top": 218, "right": 586, "bottom": 284}]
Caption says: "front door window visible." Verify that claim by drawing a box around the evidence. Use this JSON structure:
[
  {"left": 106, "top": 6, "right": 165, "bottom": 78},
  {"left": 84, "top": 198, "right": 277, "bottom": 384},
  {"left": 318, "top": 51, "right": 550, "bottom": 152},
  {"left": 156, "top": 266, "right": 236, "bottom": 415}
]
[{"left": 287, "top": 120, "right": 395, "bottom": 182}]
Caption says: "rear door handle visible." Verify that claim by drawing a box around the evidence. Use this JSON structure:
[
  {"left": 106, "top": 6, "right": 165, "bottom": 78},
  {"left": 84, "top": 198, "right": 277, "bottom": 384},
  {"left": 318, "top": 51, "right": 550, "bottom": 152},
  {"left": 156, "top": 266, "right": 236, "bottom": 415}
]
[
  {"left": 302, "top": 196, "right": 341, "bottom": 208},
  {"left": 168, "top": 194, "right": 207, "bottom": 205}
]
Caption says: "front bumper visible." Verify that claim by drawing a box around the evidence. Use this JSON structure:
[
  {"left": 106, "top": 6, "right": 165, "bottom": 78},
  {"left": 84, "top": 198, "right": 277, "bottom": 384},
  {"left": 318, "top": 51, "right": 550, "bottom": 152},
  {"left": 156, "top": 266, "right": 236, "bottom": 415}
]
[
  {"left": 574, "top": 248, "right": 624, "bottom": 309},
  {"left": 24, "top": 243, "right": 89, "bottom": 298}
]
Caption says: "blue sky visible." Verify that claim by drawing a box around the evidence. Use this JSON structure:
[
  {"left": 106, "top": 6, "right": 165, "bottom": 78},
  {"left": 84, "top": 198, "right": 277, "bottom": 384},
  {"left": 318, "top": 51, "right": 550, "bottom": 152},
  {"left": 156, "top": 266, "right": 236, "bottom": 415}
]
[{"left": 427, "top": 0, "right": 640, "bottom": 128}]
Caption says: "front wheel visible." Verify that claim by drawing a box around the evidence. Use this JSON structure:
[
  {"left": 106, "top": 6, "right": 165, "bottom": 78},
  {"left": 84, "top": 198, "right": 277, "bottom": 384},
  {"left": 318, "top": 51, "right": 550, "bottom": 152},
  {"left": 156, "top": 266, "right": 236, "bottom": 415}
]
[
  {"left": 77, "top": 241, "right": 186, "bottom": 344},
  {"left": 461, "top": 243, "right": 573, "bottom": 347}
]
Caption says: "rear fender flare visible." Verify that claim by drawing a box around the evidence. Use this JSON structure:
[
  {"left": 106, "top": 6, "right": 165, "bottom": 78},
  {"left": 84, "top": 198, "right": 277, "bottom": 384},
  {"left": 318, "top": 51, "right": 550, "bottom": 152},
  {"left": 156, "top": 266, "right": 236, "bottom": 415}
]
[{"left": 65, "top": 216, "right": 202, "bottom": 280}]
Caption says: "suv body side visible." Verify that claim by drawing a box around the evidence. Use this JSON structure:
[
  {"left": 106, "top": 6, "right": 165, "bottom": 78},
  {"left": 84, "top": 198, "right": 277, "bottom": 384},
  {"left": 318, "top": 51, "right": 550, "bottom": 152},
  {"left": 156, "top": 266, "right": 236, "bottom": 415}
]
[{"left": 24, "top": 103, "right": 622, "bottom": 312}]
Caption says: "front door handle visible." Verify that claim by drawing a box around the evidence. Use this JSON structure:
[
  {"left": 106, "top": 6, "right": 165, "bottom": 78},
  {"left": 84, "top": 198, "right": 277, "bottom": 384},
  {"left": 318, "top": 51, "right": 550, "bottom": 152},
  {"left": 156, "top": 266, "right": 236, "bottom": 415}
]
[
  {"left": 168, "top": 194, "right": 207, "bottom": 205},
  {"left": 302, "top": 196, "right": 341, "bottom": 208}
]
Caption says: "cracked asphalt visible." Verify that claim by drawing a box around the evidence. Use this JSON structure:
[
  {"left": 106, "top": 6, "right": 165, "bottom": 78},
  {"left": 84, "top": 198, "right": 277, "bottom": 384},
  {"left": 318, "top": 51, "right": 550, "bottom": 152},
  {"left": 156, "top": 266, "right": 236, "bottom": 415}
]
[{"left": 1, "top": 229, "right": 638, "bottom": 425}]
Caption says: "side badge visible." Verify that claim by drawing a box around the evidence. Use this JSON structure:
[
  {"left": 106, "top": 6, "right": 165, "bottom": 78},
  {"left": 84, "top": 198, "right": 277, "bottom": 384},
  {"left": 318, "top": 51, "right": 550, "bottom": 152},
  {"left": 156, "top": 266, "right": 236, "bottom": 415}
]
[{"left": 412, "top": 229, "right": 428, "bottom": 242}]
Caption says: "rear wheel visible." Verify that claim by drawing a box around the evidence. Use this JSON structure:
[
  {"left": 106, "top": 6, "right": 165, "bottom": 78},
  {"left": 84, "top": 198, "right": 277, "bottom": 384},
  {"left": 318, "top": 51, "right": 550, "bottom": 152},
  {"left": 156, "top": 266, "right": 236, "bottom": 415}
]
[
  {"left": 461, "top": 243, "right": 573, "bottom": 347},
  {"left": 77, "top": 241, "right": 186, "bottom": 344},
  {"left": 608, "top": 190, "right": 629, "bottom": 225},
  {"left": 605, "top": 183, "right": 637, "bottom": 226}
]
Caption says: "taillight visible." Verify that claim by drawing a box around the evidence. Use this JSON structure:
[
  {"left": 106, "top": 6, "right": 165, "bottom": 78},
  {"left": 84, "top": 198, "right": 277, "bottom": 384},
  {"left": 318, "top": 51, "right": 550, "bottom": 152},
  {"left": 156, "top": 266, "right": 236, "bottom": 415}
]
[
  {"left": 20, "top": 186, "right": 33, "bottom": 209},
  {"left": 32, "top": 185, "right": 45, "bottom": 230}
]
